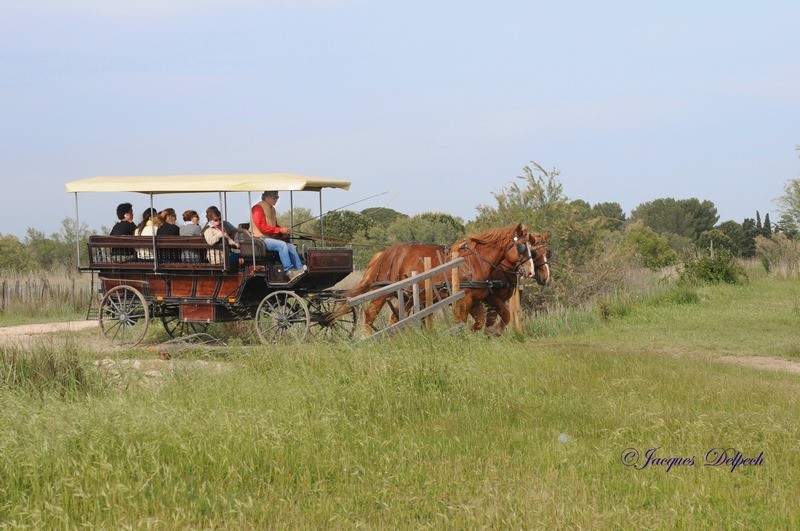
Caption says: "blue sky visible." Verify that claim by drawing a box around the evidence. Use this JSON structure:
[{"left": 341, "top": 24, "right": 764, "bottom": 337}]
[{"left": 1, "top": 1, "right": 798, "bottom": 237}]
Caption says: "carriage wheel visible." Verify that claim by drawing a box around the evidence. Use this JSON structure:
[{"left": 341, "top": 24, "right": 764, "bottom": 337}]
[
  {"left": 161, "top": 313, "right": 210, "bottom": 338},
  {"left": 307, "top": 296, "right": 357, "bottom": 339},
  {"left": 99, "top": 285, "right": 150, "bottom": 347},
  {"left": 255, "top": 290, "right": 310, "bottom": 343}
]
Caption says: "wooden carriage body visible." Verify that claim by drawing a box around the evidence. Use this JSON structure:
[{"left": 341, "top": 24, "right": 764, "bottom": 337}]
[
  {"left": 66, "top": 173, "right": 356, "bottom": 345},
  {"left": 87, "top": 235, "right": 354, "bottom": 323}
]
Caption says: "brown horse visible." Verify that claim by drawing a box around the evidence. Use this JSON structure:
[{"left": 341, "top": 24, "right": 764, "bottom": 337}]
[
  {"left": 469, "top": 231, "right": 551, "bottom": 334},
  {"left": 339, "top": 224, "right": 549, "bottom": 334}
]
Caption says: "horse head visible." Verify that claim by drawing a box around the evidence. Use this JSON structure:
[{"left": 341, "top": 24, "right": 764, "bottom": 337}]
[
  {"left": 509, "top": 223, "right": 538, "bottom": 280},
  {"left": 527, "top": 231, "right": 551, "bottom": 286}
]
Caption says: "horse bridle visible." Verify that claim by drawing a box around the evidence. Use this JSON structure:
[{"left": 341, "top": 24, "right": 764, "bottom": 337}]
[{"left": 462, "top": 232, "right": 535, "bottom": 281}]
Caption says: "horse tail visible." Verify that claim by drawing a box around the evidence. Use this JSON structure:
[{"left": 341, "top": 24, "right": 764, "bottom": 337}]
[{"left": 329, "top": 250, "right": 386, "bottom": 321}]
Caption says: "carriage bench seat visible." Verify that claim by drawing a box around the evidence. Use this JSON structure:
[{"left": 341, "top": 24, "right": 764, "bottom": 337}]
[{"left": 86, "top": 234, "right": 281, "bottom": 269}]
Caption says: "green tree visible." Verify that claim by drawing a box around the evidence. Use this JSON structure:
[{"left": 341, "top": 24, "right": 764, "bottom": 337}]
[
  {"left": 774, "top": 213, "right": 798, "bottom": 238},
  {"left": 471, "top": 162, "right": 568, "bottom": 232},
  {"left": 386, "top": 212, "right": 465, "bottom": 245},
  {"left": 716, "top": 220, "right": 745, "bottom": 255},
  {"left": 631, "top": 198, "right": 719, "bottom": 243},
  {"left": 360, "top": 207, "right": 408, "bottom": 226},
  {"left": 763, "top": 213, "right": 772, "bottom": 238},
  {"left": 278, "top": 207, "right": 318, "bottom": 234},
  {"left": 776, "top": 146, "right": 800, "bottom": 230},
  {"left": 741, "top": 218, "right": 759, "bottom": 257},
  {"left": 622, "top": 222, "right": 677, "bottom": 270},
  {"left": 697, "top": 230, "right": 736, "bottom": 254},
  {"left": 320, "top": 210, "right": 373, "bottom": 243},
  {"left": 591, "top": 202, "right": 626, "bottom": 231},
  {"left": 0, "top": 234, "right": 33, "bottom": 271}
]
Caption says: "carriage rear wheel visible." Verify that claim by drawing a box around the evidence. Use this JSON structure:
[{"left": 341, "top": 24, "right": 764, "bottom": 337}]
[
  {"left": 308, "top": 296, "right": 357, "bottom": 339},
  {"left": 99, "top": 285, "right": 150, "bottom": 347},
  {"left": 161, "top": 313, "right": 210, "bottom": 338},
  {"left": 255, "top": 290, "right": 310, "bottom": 343}
]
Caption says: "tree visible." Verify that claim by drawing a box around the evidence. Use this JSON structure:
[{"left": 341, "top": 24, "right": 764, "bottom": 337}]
[
  {"left": 774, "top": 213, "right": 798, "bottom": 238},
  {"left": 361, "top": 207, "right": 408, "bottom": 226},
  {"left": 776, "top": 146, "right": 800, "bottom": 231},
  {"left": 716, "top": 220, "right": 745, "bottom": 255},
  {"left": 741, "top": 218, "right": 759, "bottom": 257},
  {"left": 278, "top": 207, "right": 318, "bottom": 234},
  {"left": 763, "top": 213, "right": 772, "bottom": 238},
  {"left": 622, "top": 222, "right": 677, "bottom": 270},
  {"left": 471, "top": 162, "right": 568, "bottom": 231},
  {"left": 698, "top": 230, "right": 736, "bottom": 254},
  {"left": 591, "top": 202, "right": 626, "bottom": 231},
  {"left": 630, "top": 198, "right": 719, "bottom": 243},
  {"left": 756, "top": 211, "right": 763, "bottom": 232},
  {"left": 319, "top": 210, "right": 373, "bottom": 243},
  {"left": 386, "top": 212, "right": 465, "bottom": 245},
  {"left": 0, "top": 234, "right": 33, "bottom": 271}
]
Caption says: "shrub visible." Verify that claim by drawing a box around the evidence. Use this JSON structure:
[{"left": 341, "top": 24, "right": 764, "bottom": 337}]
[
  {"left": 679, "top": 248, "right": 747, "bottom": 285},
  {"left": 622, "top": 222, "right": 678, "bottom": 270},
  {"left": 755, "top": 233, "right": 800, "bottom": 278}
]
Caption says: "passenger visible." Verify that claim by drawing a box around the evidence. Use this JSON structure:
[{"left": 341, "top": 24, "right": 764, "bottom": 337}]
[
  {"left": 180, "top": 210, "right": 203, "bottom": 263},
  {"left": 109, "top": 202, "right": 136, "bottom": 262},
  {"left": 110, "top": 203, "right": 136, "bottom": 235},
  {"left": 203, "top": 213, "right": 243, "bottom": 267},
  {"left": 156, "top": 208, "right": 180, "bottom": 236},
  {"left": 134, "top": 207, "right": 157, "bottom": 260},
  {"left": 251, "top": 191, "right": 304, "bottom": 281},
  {"left": 204, "top": 206, "right": 237, "bottom": 235},
  {"left": 180, "top": 210, "right": 202, "bottom": 236},
  {"left": 135, "top": 208, "right": 157, "bottom": 236}
]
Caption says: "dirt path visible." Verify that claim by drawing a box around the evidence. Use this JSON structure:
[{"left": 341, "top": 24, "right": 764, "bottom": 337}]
[
  {"left": 719, "top": 355, "right": 800, "bottom": 376},
  {"left": 0, "top": 320, "right": 97, "bottom": 346}
]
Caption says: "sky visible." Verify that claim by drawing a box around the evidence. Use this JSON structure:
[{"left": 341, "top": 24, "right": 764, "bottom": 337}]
[{"left": 1, "top": 0, "right": 798, "bottom": 238}]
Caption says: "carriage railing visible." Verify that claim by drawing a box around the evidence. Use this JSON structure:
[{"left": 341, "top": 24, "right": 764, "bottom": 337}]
[{"left": 86, "top": 235, "right": 234, "bottom": 270}]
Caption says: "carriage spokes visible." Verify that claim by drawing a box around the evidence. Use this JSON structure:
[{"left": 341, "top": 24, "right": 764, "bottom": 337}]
[
  {"left": 255, "top": 290, "right": 311, "bottom": 343},
  {"left": 99, "top": 285, "right": 150, "bottom": 347}
]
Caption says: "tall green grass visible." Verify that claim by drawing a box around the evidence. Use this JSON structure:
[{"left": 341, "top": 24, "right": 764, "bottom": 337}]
[{"left": 1, "top": 275, "right": 799, "bottom": 527}]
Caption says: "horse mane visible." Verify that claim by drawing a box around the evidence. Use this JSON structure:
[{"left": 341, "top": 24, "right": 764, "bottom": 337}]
[{"left": 465, "top": 225, "right": 520, "bottom": 246}]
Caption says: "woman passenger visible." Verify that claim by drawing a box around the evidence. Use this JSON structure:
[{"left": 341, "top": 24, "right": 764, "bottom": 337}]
[
  {"left": 157, "top": 208, "right": 180, "bottom": 236},
  {"left": 204, "top": 213, "right": 243, "bottom": 267}
]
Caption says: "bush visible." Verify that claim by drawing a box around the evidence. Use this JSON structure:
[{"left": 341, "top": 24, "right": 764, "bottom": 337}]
[
  {"left": 622, "top": 222, "right": 678, "bottom": 270},
  {"left": 755, "top": 233, "right": 800, "bottom": 278},
  {"left": 679, "top": 248, "right": 747, "bottom": 285}
]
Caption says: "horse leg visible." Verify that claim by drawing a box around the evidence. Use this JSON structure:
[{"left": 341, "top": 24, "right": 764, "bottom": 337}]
[
  {"left": 364, "top": 296, "right": 387, "bottom": 333},
  {"left": 484, "top": 294, "right": 510, "bottom": 336},
  {"left": 469, "top": 303, "right": 486, "bottom": 332}
]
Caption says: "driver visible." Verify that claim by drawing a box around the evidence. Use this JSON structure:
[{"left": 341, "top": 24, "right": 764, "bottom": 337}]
[{"left": 250, "top": 191, "right": 305, "bottom": 281}]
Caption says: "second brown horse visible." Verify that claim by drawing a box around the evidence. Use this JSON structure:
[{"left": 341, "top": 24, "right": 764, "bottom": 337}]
[{"left": 339, "top": 224, "right": 550, "bottom": 335}]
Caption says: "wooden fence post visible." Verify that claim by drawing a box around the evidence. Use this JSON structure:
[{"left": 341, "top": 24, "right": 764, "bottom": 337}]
[
  {"left": 451, "top": 250, "right": 461, "bottom": 321},
  {"left": 423, "top": 257, "right": 433, "bottom": 330},
  {"left": 510, "top": 287, "right": 523, "bottom": 332},
  {"left": 411, "top": 271, "right": 420, "bottom": 317}
]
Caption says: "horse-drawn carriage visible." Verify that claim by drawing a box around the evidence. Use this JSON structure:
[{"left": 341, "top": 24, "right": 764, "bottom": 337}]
[{"left": 66, "top": 174, "right": 358, "bottom": 346}]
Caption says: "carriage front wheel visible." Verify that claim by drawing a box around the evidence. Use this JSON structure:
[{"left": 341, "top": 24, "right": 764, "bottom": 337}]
[
  {"left": 255, "top": 290, "right": 310, "bottom": 343},
  {"left": 99, "top": 285, "right": 150, "bottom": 347}
]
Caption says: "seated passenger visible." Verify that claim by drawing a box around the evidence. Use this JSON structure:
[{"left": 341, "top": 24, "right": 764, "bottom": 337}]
[
  {"left": 204, "top": 206, "right": 237, "bottom": 235},
  {"left": 110, "top": 203, "right": 136, "bottom": 235},
  {"left": 109, "top": 202, "right": 136, "bottom": 262},
  {"left": 135, "top": 208, "right": 156, "bottom": 236},
  {"left": 180, "top": 210, "right": 202, "bottom": 236},
  {"left": 251, "top": 191, "right": 304, "bottom": 281},
  {"left": 135, "top": 208, "right": 157, "bottom": 260},
  {"left": 157, "top": 208, "right": 180, "bottom": 236},
  {"left": 203, "top": 213, "right": 243, "bottom": 267},
  {"left": 180, "top": 210, "right": 203, "bottom": 263}
]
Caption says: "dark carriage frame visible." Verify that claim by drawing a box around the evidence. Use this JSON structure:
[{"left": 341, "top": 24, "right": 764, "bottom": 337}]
[{"left": 67, "top": 174, "right": 358, "bottom": 346}]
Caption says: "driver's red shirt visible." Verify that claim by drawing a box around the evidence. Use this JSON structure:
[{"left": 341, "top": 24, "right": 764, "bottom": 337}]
[{"left": 251, "top": 204, "right": 282, "bottom": 237}]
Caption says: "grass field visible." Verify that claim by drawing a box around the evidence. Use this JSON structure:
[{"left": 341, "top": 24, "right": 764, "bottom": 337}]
[{"left": 1, "top": 272, "right": 798, "bottom": 527}]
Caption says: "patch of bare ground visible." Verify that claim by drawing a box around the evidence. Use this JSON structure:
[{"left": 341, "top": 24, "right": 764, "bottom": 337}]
[
  {"left": 0, "top": 321, "right": 97, "bottom": 346},
  {"left": 95, "top": 358, "right": 230, "bottom": 383},
  {"left": 719, "top": 355, "right": 800, "bottom": 375}
]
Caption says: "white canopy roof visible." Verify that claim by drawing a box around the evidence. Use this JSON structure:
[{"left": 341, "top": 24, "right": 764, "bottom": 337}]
[{"left": 65, "top": 173, "right": 351, "bottom": 194}]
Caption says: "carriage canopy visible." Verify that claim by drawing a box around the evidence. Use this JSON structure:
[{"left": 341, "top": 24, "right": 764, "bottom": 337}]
[{"left": 65, "top": 173, "right": 351, "bottom": 194}]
